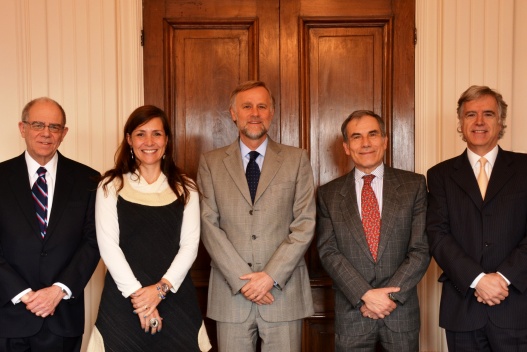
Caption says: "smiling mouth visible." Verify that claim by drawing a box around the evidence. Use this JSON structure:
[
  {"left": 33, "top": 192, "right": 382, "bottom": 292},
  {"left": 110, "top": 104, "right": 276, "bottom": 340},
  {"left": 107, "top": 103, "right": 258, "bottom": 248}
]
[{"left": 141, "top": 150, "right": 158, "bottom": 153}]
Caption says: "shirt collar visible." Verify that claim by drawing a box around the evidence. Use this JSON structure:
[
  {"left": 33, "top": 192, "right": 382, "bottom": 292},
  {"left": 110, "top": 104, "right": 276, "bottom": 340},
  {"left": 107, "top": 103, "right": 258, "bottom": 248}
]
[
  {"left": 25, "top": 151, "right": 59, "bottom": 179},
  {"left": 354, "top": 163, "right": 385, "bottom": 182},
  {"left": 467, "top": 145, "right": 498, "bottom": 168},
  {"left": 240, "top": 136, "right": 268, "bottom": 158}
]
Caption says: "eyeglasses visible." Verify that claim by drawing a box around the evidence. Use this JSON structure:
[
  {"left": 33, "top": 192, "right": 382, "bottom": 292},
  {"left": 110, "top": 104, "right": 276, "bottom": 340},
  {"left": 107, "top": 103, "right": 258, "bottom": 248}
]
[{"left": 23, "top": 121, "right": 65, "bottom": 133}]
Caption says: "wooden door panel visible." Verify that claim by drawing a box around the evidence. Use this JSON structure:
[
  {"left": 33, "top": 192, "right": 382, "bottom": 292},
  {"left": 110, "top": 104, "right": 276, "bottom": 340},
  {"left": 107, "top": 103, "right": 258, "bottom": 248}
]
[
  {"left": 306, "top": 25, "right": 385, "bottom": 187},
  {"left": 171, "top": 26, "right": 253, "bottom": 178},
  {"left": 143, "top": 0, "right": 415, "bottom": 350}
]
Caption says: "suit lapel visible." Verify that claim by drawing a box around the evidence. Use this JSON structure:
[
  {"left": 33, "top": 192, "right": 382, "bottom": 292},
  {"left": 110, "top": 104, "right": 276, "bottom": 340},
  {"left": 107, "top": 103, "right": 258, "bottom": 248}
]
[
  {"left": 8, "top": 154, "right": 42, "bottom": 238},
  {"left": 46, "top": 153, "right": 74, "bottom": 239},
  {"left": 451, "top": 150, "right": 483, "bottom": 208},
  {"left": 484, "top": 147, "right": 514, "bottom": 204},
  {"left": 377, "top": 167, "right": 399, "bottom": 260},
  {"left": 256, "top": 138, "right": 282, "bottom": 203},
  {"left": 223, "top": 141, "right": 253, "bottom": 205},
  {"left": 340, "top": 170, "right": 374, "bottom": 261}
]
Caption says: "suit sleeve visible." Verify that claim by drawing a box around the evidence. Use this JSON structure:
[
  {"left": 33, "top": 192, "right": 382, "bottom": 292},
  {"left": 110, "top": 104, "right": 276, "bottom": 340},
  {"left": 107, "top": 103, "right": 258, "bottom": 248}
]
[
  {"left": 316, "top": 187, "right": 372, "bottom": 307},
  {"left": 197, "top": 154, "right": 254, "bottom": 294},
  {"left": 426, "top": 167, "right": 484, "bottom": 294},
  {"left": 385, "top": 175, "right": 430, "bottom": 304},
  {"left": 55, "top": 168, "right": 101, "bottom": 298},
  {"left": 261, "top": 149, "right": 316, "bottom": 287}
]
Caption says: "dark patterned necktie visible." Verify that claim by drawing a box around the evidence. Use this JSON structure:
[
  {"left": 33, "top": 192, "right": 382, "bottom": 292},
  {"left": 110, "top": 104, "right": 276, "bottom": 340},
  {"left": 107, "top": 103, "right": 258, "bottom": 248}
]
[
  {"left": 32, "top": 167, "right": 48, "bottom": 237},
  {"left": 361, "top": 174, "right": 380, "bottom": 261},
  {"left": 246, "top": 151, "right": 260, "bottom": 204}
]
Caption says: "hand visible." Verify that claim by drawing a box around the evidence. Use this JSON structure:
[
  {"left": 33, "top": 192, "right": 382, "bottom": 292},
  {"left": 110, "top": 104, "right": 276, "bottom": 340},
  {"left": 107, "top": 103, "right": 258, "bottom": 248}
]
[
  {"left": 360, "top": 306, "right": 380, "bottom": 320},
  {"left": 20, "top": 290, "right": 36, "bottom": 304},
  {"left": 360, "top": 287, "right": 400, "bottom": 319},
  {"left": 239, "top": 272, "right": 275, "bottom": 304},
  {"left": 137, "top": 307, "right": 163, "bottom": 334},
  {"left": 24, "top": 285, "right": 65, "bottom": 318},
  {"left": 474, "top": 273, "right": 509, "bottom": 306},
  {"left": 130, "top": 283, "right": 166, "bottom": 318}
]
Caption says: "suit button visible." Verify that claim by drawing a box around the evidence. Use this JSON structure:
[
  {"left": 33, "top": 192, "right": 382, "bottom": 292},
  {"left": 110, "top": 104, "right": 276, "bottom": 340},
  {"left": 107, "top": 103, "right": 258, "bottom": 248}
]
[
  {"left": 249, "top": 210, "right": 253, "bottom": 215},
  {"left": 485, "top": 242, "right": 490, "bottom": 247},
  {"left": 40, "top": 252, "right": 47, "bottom": 257},
  {"left": 252, "top": 235, "right": 256, "bottom": 240},
  {"left": 248, "top": 263, "right": 252, "bottom": 267}
]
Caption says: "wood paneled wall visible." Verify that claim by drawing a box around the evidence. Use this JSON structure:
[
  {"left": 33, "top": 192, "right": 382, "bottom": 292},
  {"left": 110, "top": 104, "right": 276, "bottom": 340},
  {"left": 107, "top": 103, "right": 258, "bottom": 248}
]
[{"left": 1, "top": 0, "right": 527, "bottom": 351}]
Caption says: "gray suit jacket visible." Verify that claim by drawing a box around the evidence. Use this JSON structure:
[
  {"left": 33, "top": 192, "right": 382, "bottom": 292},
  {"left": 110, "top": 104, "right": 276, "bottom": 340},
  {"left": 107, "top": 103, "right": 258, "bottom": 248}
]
[
  {"left": 316, "top": 166, "right": 430, "bottom": 335},
  {"left": 197, "top": 137, "right": 315, "bottom": 323}
]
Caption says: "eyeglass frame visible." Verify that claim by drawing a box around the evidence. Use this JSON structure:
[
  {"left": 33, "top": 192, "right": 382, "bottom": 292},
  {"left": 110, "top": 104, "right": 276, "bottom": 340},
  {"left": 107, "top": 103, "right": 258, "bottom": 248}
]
[{"left": 22, "top": 121, "right": 65, "bottom": 133}]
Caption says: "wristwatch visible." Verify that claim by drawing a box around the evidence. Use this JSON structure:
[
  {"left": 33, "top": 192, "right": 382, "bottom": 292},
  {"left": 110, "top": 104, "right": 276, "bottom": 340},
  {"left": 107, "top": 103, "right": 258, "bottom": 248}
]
[{"left": 159, "top": 282, "right": 170, "bottom": 294}]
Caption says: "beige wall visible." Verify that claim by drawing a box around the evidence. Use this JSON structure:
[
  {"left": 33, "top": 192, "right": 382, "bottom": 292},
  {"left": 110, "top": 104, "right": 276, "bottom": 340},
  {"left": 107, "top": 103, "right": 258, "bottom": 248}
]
[
  {"left": 1, "top": 0, "right": 526, "bottom": 351},
  {"left": 0, "top": 1, "right": 143, "bottom": 351}
]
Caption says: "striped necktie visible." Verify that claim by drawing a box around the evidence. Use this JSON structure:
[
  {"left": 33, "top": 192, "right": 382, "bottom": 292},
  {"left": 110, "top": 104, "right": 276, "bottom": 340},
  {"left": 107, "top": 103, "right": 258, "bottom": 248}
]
[{"left": 32, "top": 167, "right": 48, "bottom": 237}]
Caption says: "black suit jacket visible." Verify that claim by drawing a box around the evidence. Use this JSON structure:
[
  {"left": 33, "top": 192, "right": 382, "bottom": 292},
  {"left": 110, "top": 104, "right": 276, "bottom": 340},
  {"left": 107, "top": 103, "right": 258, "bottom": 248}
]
[
  {"left": 0, "top": 152, "right": 100, "bottom": 338},
  {"left": 427, "top": 147, "right": 527, "bottom": 331}
]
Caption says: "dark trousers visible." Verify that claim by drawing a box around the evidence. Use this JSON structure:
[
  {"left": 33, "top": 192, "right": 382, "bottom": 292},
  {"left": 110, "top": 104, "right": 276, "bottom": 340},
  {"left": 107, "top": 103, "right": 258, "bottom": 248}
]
[
  {"left": 446, "top": 320, "right": 527, "bottom": 352},
  {"left": 0, "top": 320, "right": 81, "bottom": 352}
]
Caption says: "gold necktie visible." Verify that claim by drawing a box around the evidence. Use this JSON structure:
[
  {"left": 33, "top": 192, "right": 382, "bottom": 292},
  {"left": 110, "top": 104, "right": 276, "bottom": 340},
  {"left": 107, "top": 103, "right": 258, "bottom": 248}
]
[{"left": 477, "top": 157, "right": 488, "bottom": 198}]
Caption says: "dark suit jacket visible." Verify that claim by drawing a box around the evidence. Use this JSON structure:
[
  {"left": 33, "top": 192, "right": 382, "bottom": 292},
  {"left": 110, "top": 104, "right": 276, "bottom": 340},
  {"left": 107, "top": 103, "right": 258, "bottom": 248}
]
[
  {"left": 0, "top": 152, "right": 100, "bottom": 338},
  {"left": 427, "top": 147, "right": 527, "bottom": 331},
  {"left": 317, "top": 166, "right": 430, "bottom": 336}
]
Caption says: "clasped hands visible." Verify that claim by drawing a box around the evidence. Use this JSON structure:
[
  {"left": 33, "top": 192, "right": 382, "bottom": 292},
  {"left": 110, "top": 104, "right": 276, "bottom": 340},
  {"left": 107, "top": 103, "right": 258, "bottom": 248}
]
[
  {"left": 21, "top": 285, "right": 66, "bottom": 318},
  {"left": 474, "top": 273, "right": 509, "bottom": 306},
  {"left": 360, "top": 286, "right": 400, "bottom": 320},
  {"left": 239, "top": 271, "right": 275, "bottom": 305},
  {"left": 131, "top": 284, "right": 166, "bottom": 334}
]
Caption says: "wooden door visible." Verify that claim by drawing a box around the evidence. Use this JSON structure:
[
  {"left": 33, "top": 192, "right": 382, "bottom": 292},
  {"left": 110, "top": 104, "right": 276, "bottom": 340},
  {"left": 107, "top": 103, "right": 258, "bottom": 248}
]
[{"left": 143, "top": 0, "right": 415, "bottom": 350}]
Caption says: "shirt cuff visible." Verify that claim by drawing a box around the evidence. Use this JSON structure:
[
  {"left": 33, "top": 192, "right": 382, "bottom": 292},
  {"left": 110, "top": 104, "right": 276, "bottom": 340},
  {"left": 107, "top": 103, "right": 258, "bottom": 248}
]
[
  {"left": 497, "top": 272, "right": 511, "bottom": 286},
  {"left": 12, "top": 288, "right": 31, "bottom": 305},
  {"left": 470, "top": 273, "right": 486, "bottom": 288},
  {"left": 53, "top": 283, "right": 72, "bottom": 299}
]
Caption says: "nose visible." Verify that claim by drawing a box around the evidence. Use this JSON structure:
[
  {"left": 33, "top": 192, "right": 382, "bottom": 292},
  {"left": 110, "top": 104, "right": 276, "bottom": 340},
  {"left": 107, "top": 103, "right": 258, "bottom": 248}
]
[
  {"left": 474, "top": 113, "right": 485, "bottom": 124},
  {"left": 361, "top": 136, "right": 372, "bottom": 147}
]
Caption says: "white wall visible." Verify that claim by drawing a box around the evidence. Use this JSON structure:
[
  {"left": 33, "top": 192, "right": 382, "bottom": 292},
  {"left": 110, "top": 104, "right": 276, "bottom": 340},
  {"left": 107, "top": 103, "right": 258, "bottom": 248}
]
[
  {"left": 1, "top": 0, "right": 526, "bottom": 351},
  {"left": 0, "top": 1, "right": 143, "bottom": 350},
  {"left": 416, "top": 0, "right": 527, "bottom": 351}
]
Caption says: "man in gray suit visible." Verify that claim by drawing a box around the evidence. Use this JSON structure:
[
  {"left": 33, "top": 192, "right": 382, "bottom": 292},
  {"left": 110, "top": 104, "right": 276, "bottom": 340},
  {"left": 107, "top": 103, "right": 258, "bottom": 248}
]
[
  {"left": 317, "top": 110, "right": 430, "bottom": 351},
  {"left": 197, "top": 80, "right": 316, "bottom": 352}
]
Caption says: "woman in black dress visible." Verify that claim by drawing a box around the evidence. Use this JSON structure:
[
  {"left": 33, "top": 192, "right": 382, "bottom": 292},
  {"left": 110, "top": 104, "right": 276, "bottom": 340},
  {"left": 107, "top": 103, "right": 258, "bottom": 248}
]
[{"left": 88, "top": 105, "right": 210, "bottom": 351}]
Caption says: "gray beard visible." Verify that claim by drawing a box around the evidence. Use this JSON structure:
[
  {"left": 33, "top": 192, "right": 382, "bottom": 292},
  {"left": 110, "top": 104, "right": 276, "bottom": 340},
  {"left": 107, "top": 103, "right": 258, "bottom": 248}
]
[{"left": 241, "top": 125, "right": 267, "bottom": 140}]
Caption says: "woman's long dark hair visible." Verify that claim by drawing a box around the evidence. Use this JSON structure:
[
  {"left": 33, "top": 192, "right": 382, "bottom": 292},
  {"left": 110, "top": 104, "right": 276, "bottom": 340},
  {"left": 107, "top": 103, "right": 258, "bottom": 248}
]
[{"left": 100, "top": 105, "right": 197, "bottom": 205}]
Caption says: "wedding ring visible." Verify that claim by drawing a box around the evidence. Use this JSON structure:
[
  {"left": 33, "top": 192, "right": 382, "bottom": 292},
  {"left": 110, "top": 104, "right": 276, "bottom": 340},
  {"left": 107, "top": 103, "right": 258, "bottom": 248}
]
[{"left": 149, "top": 318, "right": 159, "bottom": 328}]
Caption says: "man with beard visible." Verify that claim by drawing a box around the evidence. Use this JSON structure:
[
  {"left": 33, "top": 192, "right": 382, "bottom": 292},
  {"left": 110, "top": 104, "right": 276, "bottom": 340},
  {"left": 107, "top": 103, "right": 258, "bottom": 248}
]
[{"left": 197, "top": 80, "right": 316, "bottom": 352}]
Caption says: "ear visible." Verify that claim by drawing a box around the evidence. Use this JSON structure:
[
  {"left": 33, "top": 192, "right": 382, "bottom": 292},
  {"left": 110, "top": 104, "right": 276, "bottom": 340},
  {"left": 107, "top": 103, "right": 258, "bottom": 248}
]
[
  {"left": 126, "top": 133, "right": 132, "bottom": 145},
  {"left": 343, "top": 141, "right": 351, "bottom": 156},
  {"left": 230, "top": 108, "right": 237, "bottom": 122},
  {"left": 59, "top": 127, "right": 69, "bottom": 142},
  {"left": 18, "top": 121, "right": 26, "bottom": 138}
]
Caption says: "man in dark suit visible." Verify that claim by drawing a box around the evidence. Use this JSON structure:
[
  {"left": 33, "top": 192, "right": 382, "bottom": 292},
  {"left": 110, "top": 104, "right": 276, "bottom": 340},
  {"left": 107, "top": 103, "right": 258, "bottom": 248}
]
[
  {"left": 427, "top": 85, "right": 527, "bottom": 351},
  {"left": 197, "top": 81, "right": 315, "bottom": 351},
  {"left": 317, "top": 110, "right": 430, "bottom": 351},
  {"left": 0, "top": 97, "right": 100, "bottom": 352}
]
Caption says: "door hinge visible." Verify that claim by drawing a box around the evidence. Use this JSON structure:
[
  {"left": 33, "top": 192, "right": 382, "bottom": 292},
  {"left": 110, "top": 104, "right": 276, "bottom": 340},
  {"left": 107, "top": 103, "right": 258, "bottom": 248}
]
[
  {"left": 141, "top": 30, "right": 144, "bottom": 46},
  {"left": 414, "top": 28, "right": 417, "bottom": 46}
]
